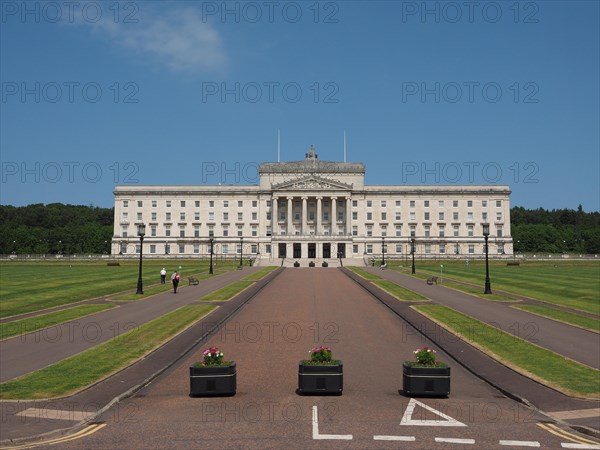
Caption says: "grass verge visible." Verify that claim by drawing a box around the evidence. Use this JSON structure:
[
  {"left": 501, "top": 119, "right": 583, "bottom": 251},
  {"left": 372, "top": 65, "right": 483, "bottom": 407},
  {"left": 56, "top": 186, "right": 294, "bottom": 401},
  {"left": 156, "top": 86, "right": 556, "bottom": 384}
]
[
  {"left": 111, "top": 283, "right": 176, "bottom": 301},
  {"left": 241, "top": 266, "right": 278, "bottom": 281},
  {"left": 372, "top": 280, "right": 429, "bottom": 301},
  {"left": 0, "top": 304, "right": 117, "bottom": 341},
  {"left": 412, "top": 304, "right": 600, "bottom": 398},
  {"left": 512, "top": 305, "right": 600, "bottom": 333},
  {"left": 346, "top": 266, "right": 383, "bottom": 281},
  {"left": 441, "top": 280, "right": 519, "bottom": 302},
  {"left": 199, "top": 281, "right": 254, "bottom": 301},
  {"left": 0, "top": 304, "right": 216, "bottom": 399}
]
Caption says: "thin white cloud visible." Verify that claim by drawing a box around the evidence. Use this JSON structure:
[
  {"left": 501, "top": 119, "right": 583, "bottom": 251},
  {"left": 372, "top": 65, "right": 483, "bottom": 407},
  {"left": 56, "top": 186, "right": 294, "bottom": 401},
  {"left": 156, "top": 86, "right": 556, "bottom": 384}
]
[{"left": 92, "top": 8, "right": 228, "bottom": 74}]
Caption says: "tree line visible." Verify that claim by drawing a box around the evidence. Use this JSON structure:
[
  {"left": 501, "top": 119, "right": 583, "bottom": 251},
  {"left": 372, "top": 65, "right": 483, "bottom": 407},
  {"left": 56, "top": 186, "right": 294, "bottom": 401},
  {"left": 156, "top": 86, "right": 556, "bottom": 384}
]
[{"left": 0, "top": 203, "right": 598, "bottom": 255}]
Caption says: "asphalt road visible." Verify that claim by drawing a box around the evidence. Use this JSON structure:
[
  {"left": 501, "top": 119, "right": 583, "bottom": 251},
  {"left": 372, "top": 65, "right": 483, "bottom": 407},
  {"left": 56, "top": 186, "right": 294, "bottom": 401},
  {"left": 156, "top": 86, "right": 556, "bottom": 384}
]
[{"left": 39, "top": 269, "right": 598, "bottom": 449}]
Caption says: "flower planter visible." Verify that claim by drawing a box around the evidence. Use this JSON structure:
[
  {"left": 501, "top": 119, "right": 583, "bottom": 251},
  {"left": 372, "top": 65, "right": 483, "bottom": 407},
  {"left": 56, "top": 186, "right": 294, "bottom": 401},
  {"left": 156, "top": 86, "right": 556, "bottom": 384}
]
[
  {"left": 402, "top": 362, "right": 450, "bottom": 397},
  {"left": 308, "top": 261, "right": 315, "bottom": 267},
  {"left": 190, "top": 362, "right": 236, "bottom": 397},
  {"left": 298, "top": 361, "right": 343, "bottom": 395},
  {"left": 322, "top": 261, "right": 328, "bottom": 267},
  {"left": 294, "top": 261, "right": 300, "bottom": 268}
]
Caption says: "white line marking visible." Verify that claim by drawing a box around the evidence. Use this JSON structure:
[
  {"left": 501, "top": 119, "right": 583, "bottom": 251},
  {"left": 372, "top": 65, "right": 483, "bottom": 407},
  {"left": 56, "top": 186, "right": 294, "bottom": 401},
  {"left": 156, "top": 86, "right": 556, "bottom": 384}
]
[
  {"left": 16, "top": 408, "right": 94, "bottom": 422},
  {"left": 561, "top": 444, "right": 600, "bottom": 449},
  {"left": 435, "top": 437, "right": 475, "bottom": 444},
  {"left": 373, "top": 435, "right": 416, "bottom": 441},
  {"left": 311, "top": 405, "right": 353, "bottom": 440},
  {"left": 499, "top": 440, "right": 541, "bottom": 447},
  {"left": 400, "top": 398, "right": 467, "bottom": 427}
]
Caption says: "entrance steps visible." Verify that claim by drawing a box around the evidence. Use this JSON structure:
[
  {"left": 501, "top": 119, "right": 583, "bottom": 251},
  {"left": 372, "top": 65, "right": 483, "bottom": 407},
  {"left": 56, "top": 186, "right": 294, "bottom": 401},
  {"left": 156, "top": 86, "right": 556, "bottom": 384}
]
[{"left": 258, "top": 258, "right": 365, "bottom": 268}]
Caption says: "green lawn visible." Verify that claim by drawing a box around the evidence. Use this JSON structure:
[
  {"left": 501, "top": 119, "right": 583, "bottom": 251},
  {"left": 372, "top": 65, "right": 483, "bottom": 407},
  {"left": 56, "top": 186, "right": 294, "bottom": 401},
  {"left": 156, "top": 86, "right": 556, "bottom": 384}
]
[
  {"left": 0, "top": 304, "right": 117, "bottom": 341},
  {"left": 413, "top": 304, "right": 600, "bottom": 398},
  {"left": 346, "top": 266, "right": 384, "bottom": 280},
  {"left": 241, "top": 266, "right": 278, "bottom": 281},
  {"left": 372, "top": 280, "right": 429, "bottom": 301},
  {"left": 199, "top": 281, "right": 254, "bottom": 301},
  {"left": 0, "top": 304, "right": 216, "bottom": 399},
  {"left": 403, "top": 260, "right": 600, "bottom": 314},
  {"left": 0, "top": 260, "right": 237, "bottom": 318}
]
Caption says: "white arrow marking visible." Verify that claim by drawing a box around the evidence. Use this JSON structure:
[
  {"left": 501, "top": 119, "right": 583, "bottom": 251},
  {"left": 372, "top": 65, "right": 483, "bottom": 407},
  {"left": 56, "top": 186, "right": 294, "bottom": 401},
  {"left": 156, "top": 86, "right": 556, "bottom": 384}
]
[
  {"left": 312, "top": 405, "right": 353, "bottom": 440},
  {"left": 400, "top": 398, "right": 467, "bottom": 427}
]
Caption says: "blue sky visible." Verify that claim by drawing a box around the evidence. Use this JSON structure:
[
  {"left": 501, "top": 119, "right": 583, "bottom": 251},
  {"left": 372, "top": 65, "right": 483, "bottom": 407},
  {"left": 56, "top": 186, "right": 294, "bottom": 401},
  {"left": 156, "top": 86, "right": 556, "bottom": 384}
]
[{"left": 1, "top": 1, "right": 598, "bottom": 210}]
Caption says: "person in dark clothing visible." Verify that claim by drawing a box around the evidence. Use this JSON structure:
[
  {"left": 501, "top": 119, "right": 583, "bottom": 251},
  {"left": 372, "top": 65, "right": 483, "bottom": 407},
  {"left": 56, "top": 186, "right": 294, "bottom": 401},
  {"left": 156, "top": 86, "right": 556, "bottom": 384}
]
[{"left": 171, "top": 271, "right": 180, "bottom": 293}]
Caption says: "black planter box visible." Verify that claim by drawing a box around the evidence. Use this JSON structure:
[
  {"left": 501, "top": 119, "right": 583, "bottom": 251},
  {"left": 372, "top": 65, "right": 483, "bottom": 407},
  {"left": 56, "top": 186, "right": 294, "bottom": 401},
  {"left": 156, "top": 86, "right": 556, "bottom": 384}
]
[
  {"left": 298, "top": 361, "right": 343, "bottom": 395},
  {"left": 402, "top": 362, "right": 450, "bottom": 397},
  {"left": 190, "top": 362, "right": 236, "bottom": 397}
]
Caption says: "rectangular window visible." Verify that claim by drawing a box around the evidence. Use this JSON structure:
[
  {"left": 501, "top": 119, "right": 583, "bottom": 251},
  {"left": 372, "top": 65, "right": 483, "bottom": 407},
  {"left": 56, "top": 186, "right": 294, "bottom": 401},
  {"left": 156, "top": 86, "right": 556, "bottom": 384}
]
[
  {"left": 482, "top": 200, "right": 487, "bottom": 208},
  {"left": 395, "top": 212, "right": 401, "bottom": 221},
  {"left": 497, "top": 212, "right": 503, "bottom": 221},
  {"left": 396, "top": 244, "right": 402, "bottom": 253},
  {"left": 179, "top": 226, "right": 185, "bottom": 238},
  {"left": 166, "top": 212, "right": 171, "bottom": 221},
  {"left": 424, "top": 212, "right": 430, "bottom": 221},
  {"left": 194, "top": 212, "right": 200, "bottom": 221},
  {"left": 395, "top": 200, "right": 401, "bottom": 207},
  {"left": 467, "top": 212, "right": 473, "bottom": 221},
  {"left": 123, "top": 200, "right": 129, "bottom": 207},
  {"left": 180, "top": 201, "right": 186, "bottom": 207},
  {"left": 453, "top": 200, "right": 458, "bottom": 207},
  {"left": 151, "top": 212, "right": 157, "bottom": 221},
  {"left": 164, "top": 244, "right": 170, "bottom": 255},
  {"left": 453, "top": 212, "right": 459, "bottom": 221},
  {"left": 352, "top": 211, "right": 358, "bottom": 220},
  {"left": 424, "top": 244, "right": 431, "bottom": 254},
  {"left": 252, "top": 200, "right": 257, "bottom": 207},
  {"left": 179, "top": 244, "right": 185, "bottom": 254},
  {"left": 180, "top": 212, "right": 185, "bottom": 220},
  {"left": 366, "top": 244, "right": 373, "bottom": 254},
  {"left": 152, "top": 200, "right": 157, "bottom": 208},
  {"left": 266, "top": 200, "right": 272, "bottom": 207},
  {"left": 424, "top": 226, "right": 430, "bottom": 238},
  {"left": 223, "top": 212, "right": 229, "bottom": 221},
  {"left": 439, "top": 244, "right": 446, "bottom": 254},
  {"left": 208, "top": 212, "right": 215, "bottom": 221},
  {"left": 165, "top": 226, "right": 171, "bottom": 237},
  {"left": 194, "top": 225, "right": 200, "bottom": 238},
  {"left": 496, "top": 200, "right": 502, "bottom": 207},
  {"left": 468, "top": 244, "right": 475, "bottom": 254},
  {"left": 238, "top": 212, "right": 243, "bottom": 221},
  {"left": 166, "top": 200, "right": 171, "bottom": 208},
  {"left": 353, "top": 244, "right": 358, "bottom": 254},
  {"left": 381, "top": 226, "right": 387, "bottom": 237},
  {"left": 453, "top": 225, "right": 459, "bottom": 237},
  {"left": 238, "top": 225, "right": 243, "bottom": 236},
  {"left": 137, "top": 212, "right": 142, "bottom": 221},
  {"left": 468, "top": 225, "right": 474, "bottom": 237},
  {"left": 251, "top": 225, "right": 257, "bottom": 237},
  {"left": 151, "top": 225, "right": 157, "bottom": 237},
  {"left": 352, "top": 200, "right": 358, "bottom": 207},
  {"left": 251, "top": 244, "right": 257, "bottom": 253},
  {"left": 395, "top": 225, "right": 401, "bottom": 237},
  {"left": 482, "top": 212, "right": 488, "bottom": 221},
  {"left": 266, "top": 244, "right": 271, "bottom": 254},
  {"left": 238, "top": 200, "right": 243, "bottom": 207},
  {"left": 209, "top": 201, "right": 214, "bottom": 208},
  {"left": 439, "top": 226, "right": 445, "bottom": 237},
  {"left": 121, "top": 227, "right": 128, "bottom": 238},
  {"left": 497, "top": 227, "right": 503, "bottom": 237},
  {"left": 150, "top": 244, "right": 156, "bottom": 254},
  {"left": 137, "top": 201, "right": 143, "bottom": 207},
  {"left": 223, "top": 200, "right": 229, "bottom": 208},
  {"left": 467, "top": 200, "right": 473, "bottom": 208},
  {"left": 208, "top": 226, "right": 214, "bottom": 237},
  {"left": 424, "top": 200, "right": 429, "bottom": 208},
  {"left": 366, "top": 212, "right": 372, "bottom": 221},
  {"left": 410, "top": 200, "right": 415, "bottom": 208},
  {"left": 352, "top": 226, "right": 358, "bottom": 236},
  {"left": 195, "top": 200, "right": 200, "bottom": 207},
  {"left": 439, "top": 200, "right": 444, "bottom": 208},
  {"left": 193, "top": 244, "right": 199, "bottom": 254},
  {"left": 367, "top": 200, "right": 372, "bottom": 207},
  {"left": 381, "top": 200, "right": 386, "bottom": 207},
  {"left": 223, "top": 226, "right": 229, "bottom": 237},
  {"left": 381, "top": 212, "right": 387, "bottom": 221},
  {"left": 410, "top": 212, "right": 416, "bottom": 221},
  {"left": 367, "top": 225, "right": 373, "bottom": 237},
  {"left": 439, "top": 212, "right": 444, "bottom": 221},
  {"left": 324, "top": 212, "right": 329, "bottom": 221}
]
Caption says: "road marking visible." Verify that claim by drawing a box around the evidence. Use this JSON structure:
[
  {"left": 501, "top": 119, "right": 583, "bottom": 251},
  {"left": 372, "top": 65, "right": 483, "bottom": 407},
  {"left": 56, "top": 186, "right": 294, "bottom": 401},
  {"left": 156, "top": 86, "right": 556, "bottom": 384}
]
[
  {"left": 499, "top": 440, "right": 540, "bottom": 447},
  {"left": 561, "top": 444, "right": 600, "bottom": 449},
  {"left": 311, "top": 406, "right": 352, "bottom": 440},
  {"left": 435, "top": 437, "right": 475, "bottom": 444},
  {"left": 373, "top": 435, "right": 416, "bottom": 441},
  {"left": 3, "top": 423, "right": 106, "bottom": 449},
  {"left": 538, "top": 423, "right": 600, "bottom": 446},
  {"left": 16, "top": 408, "right": 94, "bottom": 422},
  {"left": 400, "top": 398, "right": 467, "bottom": 427}
]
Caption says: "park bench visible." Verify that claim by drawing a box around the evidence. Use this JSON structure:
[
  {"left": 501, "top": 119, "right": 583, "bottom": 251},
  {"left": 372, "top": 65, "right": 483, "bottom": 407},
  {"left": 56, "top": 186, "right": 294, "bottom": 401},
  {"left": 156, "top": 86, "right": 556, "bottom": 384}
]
[
  {"left": 188, "top": 276, "right": 199, "bottom": 286},
  {"left": 426, "top": 276, "right": 438, "bottom": 285}
]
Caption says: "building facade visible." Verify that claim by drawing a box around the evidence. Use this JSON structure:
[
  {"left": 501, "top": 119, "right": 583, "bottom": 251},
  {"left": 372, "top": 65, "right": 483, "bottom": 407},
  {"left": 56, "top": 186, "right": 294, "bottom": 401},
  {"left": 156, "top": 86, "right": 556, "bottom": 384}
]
[{"left": 112, "top": 146, "right": 513, "bottom": 261}]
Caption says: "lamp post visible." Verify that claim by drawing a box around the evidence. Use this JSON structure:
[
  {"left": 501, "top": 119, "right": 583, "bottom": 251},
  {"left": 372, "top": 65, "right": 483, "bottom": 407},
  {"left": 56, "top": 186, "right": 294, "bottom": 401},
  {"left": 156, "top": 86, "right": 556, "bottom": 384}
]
[
  {"left": 381, "top": 236, "right": 386, "bottom": 266},
  {"left": 136, "top": 223, "right": 145, "bottom": 294},
  {"left": 411, "top": 231, "right": 416, "bottom": 274},
  {"left": 209, "top": 237, "right": 214, "bottom": 275},
  {"left": 483, "top": 223, "right": 492, "bottom": 294},
  {"left": 239, "top": 236, "right": 244, "bottom": 268}
]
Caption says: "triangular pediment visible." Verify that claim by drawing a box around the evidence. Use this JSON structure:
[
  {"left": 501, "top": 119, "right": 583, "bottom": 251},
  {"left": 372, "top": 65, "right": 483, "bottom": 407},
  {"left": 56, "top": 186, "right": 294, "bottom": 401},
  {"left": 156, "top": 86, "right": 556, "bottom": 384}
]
[{"left": 272, "top": 175, "right": 353, "bottom": 191}]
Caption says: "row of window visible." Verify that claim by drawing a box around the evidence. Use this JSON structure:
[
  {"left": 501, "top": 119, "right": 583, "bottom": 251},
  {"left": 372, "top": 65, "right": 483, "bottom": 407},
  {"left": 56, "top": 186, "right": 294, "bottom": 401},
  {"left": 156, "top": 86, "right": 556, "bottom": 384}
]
[
  {"left": 364, "top": 211, "right": 502, "bottom": 222},
  {"left": 121, "top": 224, "right": 260, "bottom": 238},
  {"left": 362, "top": 199, "right": 503, "bottom": 208},
  {"left": 123, "top": 200, "right": 260, "bottom": 208},
  {"left": 122, "top": 198, "right": 504, "bottom": 210},
  {"left": 361, "top": 243, "right": 505, "bottom": 255},
  {"left": 126, "top": 243, "right": 262, "bottom": 255}
]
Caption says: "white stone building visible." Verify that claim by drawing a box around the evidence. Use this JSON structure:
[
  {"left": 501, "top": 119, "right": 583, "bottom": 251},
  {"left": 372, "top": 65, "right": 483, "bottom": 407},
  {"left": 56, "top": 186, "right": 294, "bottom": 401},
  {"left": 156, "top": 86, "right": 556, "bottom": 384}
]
[{"left": 112, "top": 146, "right": 513, "bottom": 263}]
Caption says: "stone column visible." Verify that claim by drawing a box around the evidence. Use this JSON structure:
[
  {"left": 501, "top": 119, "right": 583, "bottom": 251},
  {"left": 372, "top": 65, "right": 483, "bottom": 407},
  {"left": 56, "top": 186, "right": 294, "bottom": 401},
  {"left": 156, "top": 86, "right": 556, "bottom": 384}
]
[
  {"left": 331, "top": 196, "right": 337, "bottom": 236},
  {"left": 302, "top": 197, "right": 308, "bottom": 235},
  {"left": 272, "top": 197, "right": 278, "bottom": 235},
  {"left": 287, "top": 197, "right": 293, "bottom": 235},
  {"left": 316, "top": 196, "right": 322, "bottom": 235},
  {"left": 346, "top": 197, "right": 352, "bottom": 235}
]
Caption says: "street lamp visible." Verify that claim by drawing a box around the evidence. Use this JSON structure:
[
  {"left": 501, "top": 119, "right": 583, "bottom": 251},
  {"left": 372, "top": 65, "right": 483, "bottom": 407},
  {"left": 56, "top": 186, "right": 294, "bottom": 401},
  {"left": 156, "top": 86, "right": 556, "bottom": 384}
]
[
  {"left": 136, "top": 223, "right": 145, "bottom": 294},
  {"left": 411, "top": 231, "right": 416, "bottom": 274},
  {"left": 381, "top": 236, "right": 386, "bottom": 266},
  {"left": 483, "top": 223, "right": 492, "bottom": 294},
  {"left": 239, "top": 236, "right": 244, "bottom": 268},
  {"left": 209, "top": 237, "right": 214, "bottom": 275}
]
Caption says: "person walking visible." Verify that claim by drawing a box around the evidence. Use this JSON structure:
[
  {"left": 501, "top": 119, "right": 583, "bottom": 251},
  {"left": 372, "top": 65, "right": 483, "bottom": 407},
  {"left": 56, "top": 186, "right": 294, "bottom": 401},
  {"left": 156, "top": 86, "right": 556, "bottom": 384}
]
[
  {"left": 171, "top": 270, "right": 180, "bottom": 294},
  {"left": 160, "top": 267, "right": 167, "bottom": 284}
]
